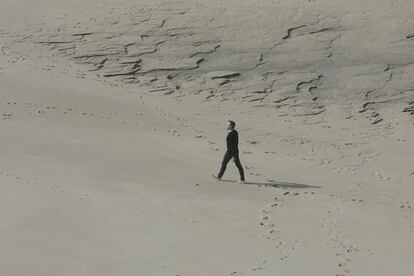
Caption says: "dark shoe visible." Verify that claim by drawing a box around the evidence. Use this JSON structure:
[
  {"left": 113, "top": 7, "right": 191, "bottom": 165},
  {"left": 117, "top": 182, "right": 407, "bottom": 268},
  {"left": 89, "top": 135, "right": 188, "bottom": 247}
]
[{"left": 212, "top": 174, "right": 222, "bottom": 181}]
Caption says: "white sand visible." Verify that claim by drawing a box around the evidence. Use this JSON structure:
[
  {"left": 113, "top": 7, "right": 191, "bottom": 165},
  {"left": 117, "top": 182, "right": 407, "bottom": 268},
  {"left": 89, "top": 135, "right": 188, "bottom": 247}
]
[{"left": 1, "top": 0, "right": 414, "bottom": 275}]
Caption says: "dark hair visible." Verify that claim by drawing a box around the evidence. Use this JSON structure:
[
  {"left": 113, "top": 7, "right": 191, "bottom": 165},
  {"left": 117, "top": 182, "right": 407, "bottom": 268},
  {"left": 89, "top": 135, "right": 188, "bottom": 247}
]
[{"left": 228, "top": 120, "right": 235, "bottom": 129}]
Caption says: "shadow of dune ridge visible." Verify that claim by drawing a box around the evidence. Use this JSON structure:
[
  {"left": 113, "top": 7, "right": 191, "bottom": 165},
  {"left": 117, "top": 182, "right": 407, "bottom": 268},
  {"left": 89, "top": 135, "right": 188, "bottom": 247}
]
[{"left": 220, "top": 179, "right": 321, "bottom": 189}]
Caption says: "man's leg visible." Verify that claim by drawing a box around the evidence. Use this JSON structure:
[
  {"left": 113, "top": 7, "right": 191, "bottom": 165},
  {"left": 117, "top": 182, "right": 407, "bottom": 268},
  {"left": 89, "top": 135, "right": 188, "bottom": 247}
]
[
  {"left": 233, "top": 153, "right": 245, "bottom": 182},
  {"left": 218, "top": 151, "right": 232, "bottom": 179}
]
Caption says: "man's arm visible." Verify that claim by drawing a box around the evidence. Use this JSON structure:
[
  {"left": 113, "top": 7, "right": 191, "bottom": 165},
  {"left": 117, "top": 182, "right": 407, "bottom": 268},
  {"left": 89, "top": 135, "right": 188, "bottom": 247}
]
[
  {"left": 229, "top": 131, "right": 238, "bottom": 153},
  {"left": 235, "top": 131, "right": 238, "bottom": 148}
]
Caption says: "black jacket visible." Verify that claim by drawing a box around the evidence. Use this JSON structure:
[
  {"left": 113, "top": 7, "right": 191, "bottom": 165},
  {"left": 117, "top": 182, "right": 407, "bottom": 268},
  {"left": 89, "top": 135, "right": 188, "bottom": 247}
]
[{"left": 226, "top": 129, "right": 239, "bottom": 154}]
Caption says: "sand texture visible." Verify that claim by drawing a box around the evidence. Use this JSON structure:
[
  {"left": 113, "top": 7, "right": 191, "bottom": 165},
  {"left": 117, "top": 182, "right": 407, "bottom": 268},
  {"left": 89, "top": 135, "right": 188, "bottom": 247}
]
[{"left": 1, "top": 0, "right": 414, "bottom": 275}]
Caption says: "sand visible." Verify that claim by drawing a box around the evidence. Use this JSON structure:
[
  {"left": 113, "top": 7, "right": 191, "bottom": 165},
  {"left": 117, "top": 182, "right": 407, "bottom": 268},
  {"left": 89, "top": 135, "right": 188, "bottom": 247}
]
[{"left": 1, "top": 0, "right": 414, "bottom": 275}]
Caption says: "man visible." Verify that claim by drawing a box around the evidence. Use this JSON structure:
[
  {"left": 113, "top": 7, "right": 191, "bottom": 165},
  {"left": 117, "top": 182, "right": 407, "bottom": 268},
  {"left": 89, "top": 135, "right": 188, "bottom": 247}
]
[{"left": 212, "top": 120, "right": 246, "bottom": 184}]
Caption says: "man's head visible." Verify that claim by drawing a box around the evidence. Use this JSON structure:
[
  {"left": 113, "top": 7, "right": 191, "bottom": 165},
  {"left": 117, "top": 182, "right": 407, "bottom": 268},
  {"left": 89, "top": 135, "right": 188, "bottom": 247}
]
[{"left": 227, "top": 120, "right": 236, "bottom": 130}]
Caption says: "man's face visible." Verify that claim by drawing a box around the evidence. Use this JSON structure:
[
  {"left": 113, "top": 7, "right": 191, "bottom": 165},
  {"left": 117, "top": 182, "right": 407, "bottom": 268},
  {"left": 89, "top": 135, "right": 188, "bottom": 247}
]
[{"left": 227, "top": 122, "right": 232, "bottom": 130}]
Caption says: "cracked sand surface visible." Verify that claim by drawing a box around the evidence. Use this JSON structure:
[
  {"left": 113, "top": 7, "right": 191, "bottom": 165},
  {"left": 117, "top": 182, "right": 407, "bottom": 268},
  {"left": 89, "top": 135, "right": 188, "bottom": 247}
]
[{"left": 1, "top": 0, "right": 414, "bottom": 275}]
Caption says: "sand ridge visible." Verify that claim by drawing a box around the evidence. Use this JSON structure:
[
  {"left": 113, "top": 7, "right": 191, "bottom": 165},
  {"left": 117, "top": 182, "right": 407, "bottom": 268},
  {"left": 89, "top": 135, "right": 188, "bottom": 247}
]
[{"left": 1, "top": 0, "right": 414, "bottom": 275}]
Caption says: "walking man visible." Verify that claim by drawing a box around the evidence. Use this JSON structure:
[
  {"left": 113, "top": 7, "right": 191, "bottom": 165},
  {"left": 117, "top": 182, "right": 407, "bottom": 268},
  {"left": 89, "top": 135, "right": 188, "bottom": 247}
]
[{"left": 212, "top": 120, "right": 245, "bottom": 184}]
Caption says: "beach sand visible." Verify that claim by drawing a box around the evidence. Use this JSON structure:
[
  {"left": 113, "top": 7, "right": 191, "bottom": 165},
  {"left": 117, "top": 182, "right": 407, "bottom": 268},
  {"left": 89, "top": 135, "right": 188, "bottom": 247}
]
[{"left": 1, "top": 0, "right": 414, "bottom": 275}]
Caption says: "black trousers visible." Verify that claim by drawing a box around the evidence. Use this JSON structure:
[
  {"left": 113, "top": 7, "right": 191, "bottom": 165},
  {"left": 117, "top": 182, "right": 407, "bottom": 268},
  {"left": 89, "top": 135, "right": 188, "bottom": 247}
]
[{"left": 218, "top": 150, "right": 245, "bottom": 181}]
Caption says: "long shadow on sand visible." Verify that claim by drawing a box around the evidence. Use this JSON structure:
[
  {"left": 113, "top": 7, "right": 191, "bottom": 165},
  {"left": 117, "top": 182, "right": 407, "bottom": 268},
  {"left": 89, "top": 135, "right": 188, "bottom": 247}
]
[{"left": 220, "top": 179, "right": 320, "bottom": 189}]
